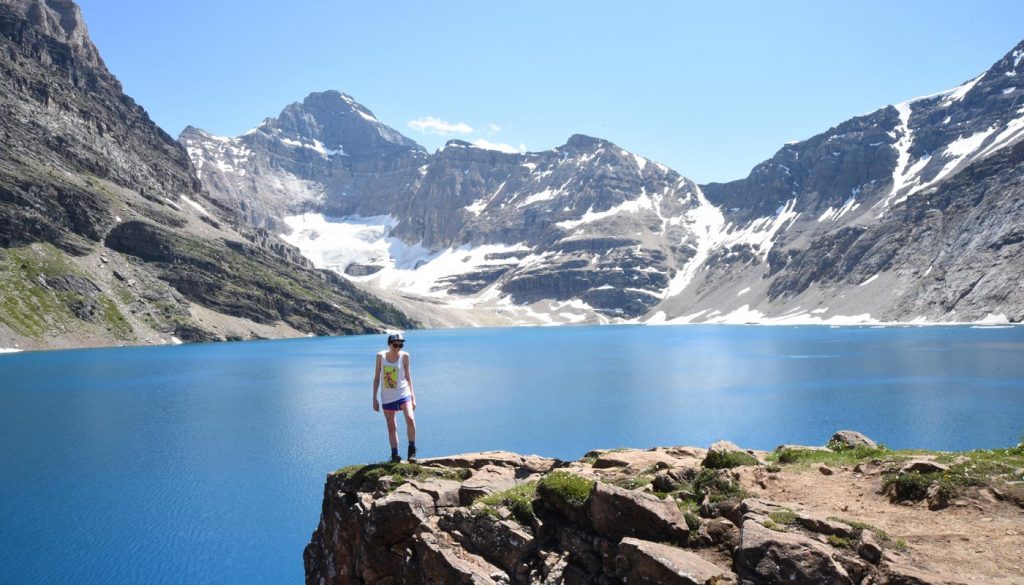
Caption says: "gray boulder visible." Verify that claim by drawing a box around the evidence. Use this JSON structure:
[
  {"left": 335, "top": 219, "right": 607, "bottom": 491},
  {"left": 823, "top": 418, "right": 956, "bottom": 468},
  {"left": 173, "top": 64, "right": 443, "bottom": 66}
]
[
  {"left": 857, "top": 529, "right": 883, "bottom": 565},
  {"left": 416, "top": 530, "right": 502, "bottom": 585},
  {"left": 364, "top": 484, "right": 434, "bottom": 546},
  {"left": 900, "top": 460, "right": 949, "bottom": 474},
  {"left": 735, "top": 519, "right": 853, "bottom": 585},
  {"left": 586, "top": 482, "right": 690, "bottom": 544},
  {"left": 459, "top": 464, "right": 520, "bottom": 505},
  {"left": 440, "top": 508, "right": 535, "bottom": 576},
  {"left": 616, "top": 537, "right": 737, "bottom": 584},
  {"left": 829, "top": 431, "right": 878, "bottom": 450}
]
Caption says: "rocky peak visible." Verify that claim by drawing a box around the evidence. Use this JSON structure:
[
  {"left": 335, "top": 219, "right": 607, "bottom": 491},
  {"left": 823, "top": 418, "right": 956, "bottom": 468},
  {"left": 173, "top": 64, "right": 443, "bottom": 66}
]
[
  {"left": 562, "top": 133, "right": 608, "bottom": 150},
  {"left": 435, "top": 139, "right": 521, "bottom": 164},
  {"left": 7, "top": 0, "right": 96, "bottom": 58},
  {"left": 259, "top": 90, "right": 424, "bottom": 158}
]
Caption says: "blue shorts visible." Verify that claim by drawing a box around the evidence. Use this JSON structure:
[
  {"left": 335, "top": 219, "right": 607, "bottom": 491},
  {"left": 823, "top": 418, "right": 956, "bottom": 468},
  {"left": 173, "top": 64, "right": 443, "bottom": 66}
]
[{"left": 382, "top": 396, "right": 411, "bottom": 411}]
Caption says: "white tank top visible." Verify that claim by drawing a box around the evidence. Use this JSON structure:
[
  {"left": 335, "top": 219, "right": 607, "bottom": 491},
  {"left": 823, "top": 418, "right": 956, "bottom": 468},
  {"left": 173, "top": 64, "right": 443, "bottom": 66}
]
[{"left": 378, "top": 351, "right": 411, "bottom": 403}]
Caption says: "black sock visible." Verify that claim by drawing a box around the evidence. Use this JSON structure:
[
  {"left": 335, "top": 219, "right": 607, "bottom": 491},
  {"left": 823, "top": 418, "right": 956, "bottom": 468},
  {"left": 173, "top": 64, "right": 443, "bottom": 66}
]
[
  {"left": 391, "top": 447, "right": 399, "bottom": 457},
  {"left": 409, "top": 441, "right": 416, "bottom": 451}
]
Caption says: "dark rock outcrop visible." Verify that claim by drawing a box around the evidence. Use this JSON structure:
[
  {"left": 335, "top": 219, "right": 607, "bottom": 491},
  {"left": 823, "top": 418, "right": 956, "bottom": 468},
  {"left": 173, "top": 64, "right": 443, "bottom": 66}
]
[
  {"left": 306, "top": 438, "right": 1003, "bottom": 585},
  {"left": 0, "top": 0, "right": 416, "bottom": 348}
]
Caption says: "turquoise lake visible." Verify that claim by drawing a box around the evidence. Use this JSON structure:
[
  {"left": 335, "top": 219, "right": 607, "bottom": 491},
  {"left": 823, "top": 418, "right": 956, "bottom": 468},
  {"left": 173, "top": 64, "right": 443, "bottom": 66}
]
[{"left": 2, "top": 324, "right": 1023, "bottom": 583}]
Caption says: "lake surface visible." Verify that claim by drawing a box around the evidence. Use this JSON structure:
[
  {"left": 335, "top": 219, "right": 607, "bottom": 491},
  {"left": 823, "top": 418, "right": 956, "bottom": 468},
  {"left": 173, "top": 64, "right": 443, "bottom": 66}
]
[{"left": 2, "top": 324, "right": 1023, "bottom": 583}]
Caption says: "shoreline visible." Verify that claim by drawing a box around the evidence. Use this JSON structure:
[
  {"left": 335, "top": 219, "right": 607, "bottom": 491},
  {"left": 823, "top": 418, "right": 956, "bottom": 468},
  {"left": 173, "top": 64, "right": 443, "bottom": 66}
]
[{"left": 2, "top": 318, "right": 1021, "bottom": 355}]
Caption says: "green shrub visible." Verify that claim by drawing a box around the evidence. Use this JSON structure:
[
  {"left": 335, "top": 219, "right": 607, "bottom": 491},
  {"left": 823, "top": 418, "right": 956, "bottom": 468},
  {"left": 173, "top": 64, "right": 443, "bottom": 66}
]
[
  {"left": 537, "top": 471, "right": 595, "bottom": 508},
  {"left": 703, "top": 449, "right": 759, "bottom": 469},
  {"left": 683, "top": 511, "right": 701, "bottom": 532},
  {"left": 884, "top": 470, "right": 967, "bottom": 503},
  {"left": 692, "top": 469, "right": 747, "bottom": 503},
  {"left": 476, "top": 482, "right": 538, "bottom": 526},
  {"left": 882, "top": 471, "right": 933, "bottom": 501}
]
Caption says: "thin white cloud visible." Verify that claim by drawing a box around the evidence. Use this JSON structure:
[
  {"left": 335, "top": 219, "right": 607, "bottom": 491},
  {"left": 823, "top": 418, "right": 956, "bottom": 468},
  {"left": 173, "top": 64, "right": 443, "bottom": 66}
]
[
  {"left": 472, "top": 139, "right": 525, "bottom": 154},
  {"left": 486, "top": 123, "right": 501, "bottom": 135},
  {"left": 407, "top": 116, "right": 474, "bottom": 135}
]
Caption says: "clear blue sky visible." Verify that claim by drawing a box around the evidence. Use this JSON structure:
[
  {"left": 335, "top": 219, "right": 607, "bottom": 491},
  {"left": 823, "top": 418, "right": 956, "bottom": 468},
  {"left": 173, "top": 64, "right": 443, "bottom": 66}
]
[{"left": 78, "top": 0, "right": 1024, "bottom": 183}]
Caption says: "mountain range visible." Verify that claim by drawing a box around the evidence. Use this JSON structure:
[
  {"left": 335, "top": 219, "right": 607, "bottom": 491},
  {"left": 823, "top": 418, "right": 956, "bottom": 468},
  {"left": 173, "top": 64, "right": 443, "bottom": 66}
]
[
  {"left": 186, "top": 42, "right": 1024, "bottom": 327},
  {"left": 1, "top": 0, "right": 1021, "bottom": 352}
]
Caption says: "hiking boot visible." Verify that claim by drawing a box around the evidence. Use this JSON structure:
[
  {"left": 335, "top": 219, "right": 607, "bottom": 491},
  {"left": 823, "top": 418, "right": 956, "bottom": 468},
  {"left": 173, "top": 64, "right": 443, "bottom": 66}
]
[
  {"left": 390, "top": 453, "right": 401, "bottom": 464},
  {"left": 407, "top": 445, "right": 418, "bottom": 464}
]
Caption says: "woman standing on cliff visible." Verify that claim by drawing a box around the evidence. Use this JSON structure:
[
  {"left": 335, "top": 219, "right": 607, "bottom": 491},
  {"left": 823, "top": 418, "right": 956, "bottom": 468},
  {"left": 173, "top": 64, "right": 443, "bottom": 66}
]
[{"left": 372, "top": 332, "right": 417, "bottom": 463}]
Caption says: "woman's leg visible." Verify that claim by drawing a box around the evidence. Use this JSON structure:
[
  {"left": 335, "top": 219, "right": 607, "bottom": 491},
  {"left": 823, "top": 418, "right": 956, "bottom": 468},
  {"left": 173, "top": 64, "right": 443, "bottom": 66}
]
[
  {"left": 401, "top": 400, "right": 416, "bottom": 443},
  {"left": 384, "top": 410, "right": 399, "bottom": 449}
]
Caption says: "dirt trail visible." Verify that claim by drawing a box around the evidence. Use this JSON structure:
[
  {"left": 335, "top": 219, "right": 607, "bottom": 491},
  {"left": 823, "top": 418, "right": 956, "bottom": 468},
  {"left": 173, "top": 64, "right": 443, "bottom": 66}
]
[{"left": 747, "top": 465, "right": 1024, "bottom": 583}]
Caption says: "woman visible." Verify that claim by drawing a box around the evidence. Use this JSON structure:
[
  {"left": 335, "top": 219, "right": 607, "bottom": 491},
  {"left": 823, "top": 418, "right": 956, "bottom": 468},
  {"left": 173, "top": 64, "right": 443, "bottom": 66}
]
[{"left": 372, "top": 332, "right": 417, "bottom": 463}]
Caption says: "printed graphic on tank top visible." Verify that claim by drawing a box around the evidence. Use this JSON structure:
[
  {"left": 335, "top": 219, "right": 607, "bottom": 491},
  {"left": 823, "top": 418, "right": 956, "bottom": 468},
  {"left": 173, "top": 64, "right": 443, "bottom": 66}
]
[{"left": 379, "top": 351, "right": 410, "bottom": 404}]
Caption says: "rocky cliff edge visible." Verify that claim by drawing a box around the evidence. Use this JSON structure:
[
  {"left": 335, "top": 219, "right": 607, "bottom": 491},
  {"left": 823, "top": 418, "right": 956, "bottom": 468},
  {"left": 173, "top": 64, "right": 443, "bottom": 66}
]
[{"left": 305, "top": 433, "right": 1024, "bottom": 585}]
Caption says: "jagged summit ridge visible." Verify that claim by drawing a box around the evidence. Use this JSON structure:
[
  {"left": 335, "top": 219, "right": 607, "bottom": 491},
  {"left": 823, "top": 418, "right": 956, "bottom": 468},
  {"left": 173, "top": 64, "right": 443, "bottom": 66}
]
[
  {"left": 258, "top": 90, "right": 424, "bottom": 157},
  {"left": 3, "top": 0, "right": 100, "bottom": 64}
]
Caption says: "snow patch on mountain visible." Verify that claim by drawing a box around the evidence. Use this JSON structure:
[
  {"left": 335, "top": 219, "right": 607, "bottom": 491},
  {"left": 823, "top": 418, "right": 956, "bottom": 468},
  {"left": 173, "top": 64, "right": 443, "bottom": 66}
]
[
  {"left": 877, "top": 101, "right": 914, "bottom": 213},
  {"left": 555, "top": 192, "right": 655, "bottom": 229},
  {"left": 943, "top": 73, "right": 985, "bottom": 105},
  {"left": 281, "top": 213, "right": 398, "bottom": 274},
  {"left": 180, "top": 195, "right": 211, "bottom": 217},
  {"left": 182, "top": 131, "right": 252, "bottom": 179},
  {"left": 663, "top": 187, "right": 724, "bottom": 297},
  {"left": 818, "top": 196, "right": 860, "bottom": 222}
]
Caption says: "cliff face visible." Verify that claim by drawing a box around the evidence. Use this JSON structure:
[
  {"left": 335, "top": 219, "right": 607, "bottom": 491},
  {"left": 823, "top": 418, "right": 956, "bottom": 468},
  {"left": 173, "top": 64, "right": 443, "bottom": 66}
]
[
  {"left": 304, "top": 438, "right": 1024, "bottom": 585},
  {"left": 0, "top": 0, "right": 416, "bottom": 350}
]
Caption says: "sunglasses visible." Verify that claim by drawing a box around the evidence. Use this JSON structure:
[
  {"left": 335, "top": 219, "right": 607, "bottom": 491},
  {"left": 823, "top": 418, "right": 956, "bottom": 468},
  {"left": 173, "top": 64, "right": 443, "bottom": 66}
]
[{"left": 391, "top": 342, "right": 404, "bottom": 348}]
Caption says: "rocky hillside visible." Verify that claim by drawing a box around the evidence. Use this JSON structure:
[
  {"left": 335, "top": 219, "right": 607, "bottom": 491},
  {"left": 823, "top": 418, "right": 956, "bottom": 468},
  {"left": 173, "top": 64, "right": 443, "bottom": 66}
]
[
  {"left": 305, "top": 433, "right": 1024, "bottom": 584},
  {"left": 686, "top": 42, "right": 1024, "bottom": 325},
  {"left": 0, "top": 0, "right": 415, "bottom": 350},
  {"left": 188, "top": 42, "right": 1024, "bottom": 327}
]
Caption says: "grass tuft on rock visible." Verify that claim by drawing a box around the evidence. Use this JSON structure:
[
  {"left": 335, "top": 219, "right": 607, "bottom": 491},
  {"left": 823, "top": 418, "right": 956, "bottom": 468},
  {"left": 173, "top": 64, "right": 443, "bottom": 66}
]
[
  {"left": 333, "top": 462, "right": 469, "bottom": 487},
  {"left": 613, "top": 475, "right": 654, "bottom": 490},
  {"left": 770, "top": 445, "right": 893, "bottom": 468},
  {"left": 703, "top": 449, "right": 759, "bottom": 469},
  {"left": 827, "top": 516, "right": 890, "bottom": 541},
  {"left": 537, "top": 471, "right": 595, "bottom": 508},
  {"left": 475, "top": 482, "right": 537, "bottom": 525},
  {"left": 768, "top": 509, "right": 798, "bottom": 526},
  {"left": 827, "top": 534, "right": 856, "bottom": 549}
]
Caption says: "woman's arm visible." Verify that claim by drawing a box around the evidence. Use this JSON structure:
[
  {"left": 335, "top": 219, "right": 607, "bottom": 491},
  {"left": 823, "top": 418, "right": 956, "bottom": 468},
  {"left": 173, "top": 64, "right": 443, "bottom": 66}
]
[
  {"left": 404, "top": 353, "right": 415, "bottom": 409},
  {"left": 372, "top": 354, "right": 381, "bottom": 411}
]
